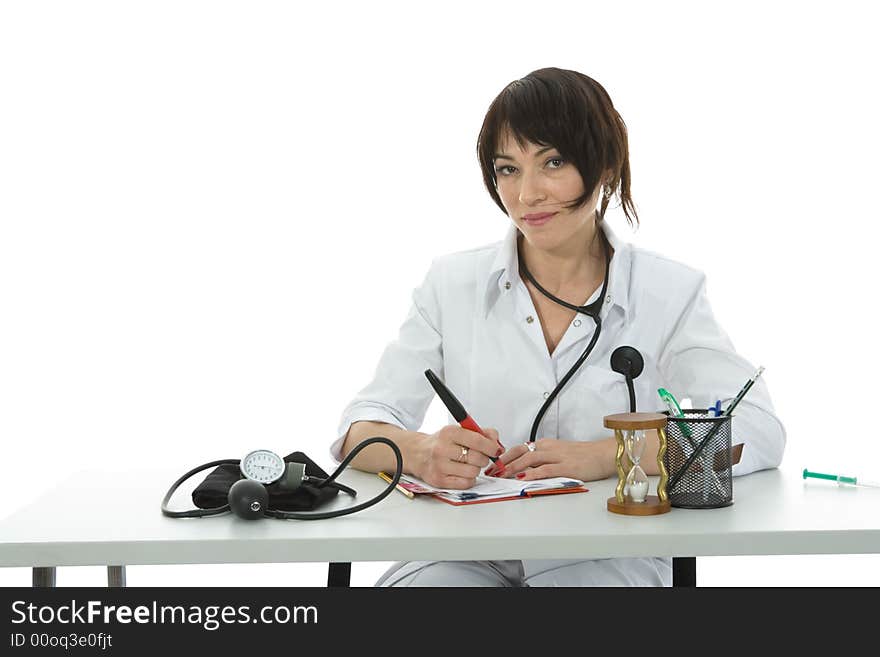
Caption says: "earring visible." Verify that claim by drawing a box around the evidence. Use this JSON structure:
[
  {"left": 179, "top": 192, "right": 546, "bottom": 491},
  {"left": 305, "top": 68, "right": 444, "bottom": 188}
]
[{"left": 603, "top": 185, "right": 613, "bottom": 199}]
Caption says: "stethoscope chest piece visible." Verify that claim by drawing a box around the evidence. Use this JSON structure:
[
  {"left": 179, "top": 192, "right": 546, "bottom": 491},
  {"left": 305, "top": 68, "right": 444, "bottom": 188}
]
[{"left": 610, "top": 346, "right": 644, "bottom": 379}]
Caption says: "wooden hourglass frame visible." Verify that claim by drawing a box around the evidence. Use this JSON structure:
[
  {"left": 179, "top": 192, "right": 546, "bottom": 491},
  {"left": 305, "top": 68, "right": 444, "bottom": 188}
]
[{"left": 604, "top": 412, "right": 671, "bottom": 515}]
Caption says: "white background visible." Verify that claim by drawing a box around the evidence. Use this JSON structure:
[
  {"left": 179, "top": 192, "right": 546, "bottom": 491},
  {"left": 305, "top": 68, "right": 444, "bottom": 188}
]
[{"left": 2, "top": 1, "right": 878, "bottom": 587}]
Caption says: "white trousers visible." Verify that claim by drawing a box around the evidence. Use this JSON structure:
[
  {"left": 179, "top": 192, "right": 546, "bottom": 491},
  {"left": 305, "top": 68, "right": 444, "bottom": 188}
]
[{"left": 376, "top": 557, "right": 672, "bottom": 587}]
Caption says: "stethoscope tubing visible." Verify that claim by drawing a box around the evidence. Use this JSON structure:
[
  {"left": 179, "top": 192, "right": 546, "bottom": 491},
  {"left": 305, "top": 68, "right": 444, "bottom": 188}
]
[{"left": 519, "top": 232, "right": 612, "bottom": 442}]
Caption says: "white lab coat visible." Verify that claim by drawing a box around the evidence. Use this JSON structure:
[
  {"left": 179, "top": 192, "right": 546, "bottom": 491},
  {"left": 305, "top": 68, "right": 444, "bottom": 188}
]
[{"left": 332, "top": 220, "right": 786, "bottom": 585}]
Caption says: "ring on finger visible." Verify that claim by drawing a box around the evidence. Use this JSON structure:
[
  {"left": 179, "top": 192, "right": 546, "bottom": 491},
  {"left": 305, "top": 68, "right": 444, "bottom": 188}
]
[
  {"left": 458, "top": 445, "right": 470, "bottom": 462},
  {"left": 525, "top": 442, "right": 536, "bottom": 453}
]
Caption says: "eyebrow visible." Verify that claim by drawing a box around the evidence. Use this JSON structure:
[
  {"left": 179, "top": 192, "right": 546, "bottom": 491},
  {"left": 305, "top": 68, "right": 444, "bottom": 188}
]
[{"left": 493, "top": 145, "right": 556, "bottom": 162}]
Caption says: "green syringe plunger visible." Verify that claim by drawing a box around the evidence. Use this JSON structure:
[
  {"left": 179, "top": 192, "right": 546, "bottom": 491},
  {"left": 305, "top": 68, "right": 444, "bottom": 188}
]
[{"left": 803, "top": 468, "right": 880, "bottom": 488}]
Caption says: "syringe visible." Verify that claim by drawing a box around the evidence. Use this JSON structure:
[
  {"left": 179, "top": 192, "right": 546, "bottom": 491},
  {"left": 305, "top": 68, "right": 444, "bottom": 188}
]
[{"left": 802, "top": 468, "right": 880, "bottom": 489}]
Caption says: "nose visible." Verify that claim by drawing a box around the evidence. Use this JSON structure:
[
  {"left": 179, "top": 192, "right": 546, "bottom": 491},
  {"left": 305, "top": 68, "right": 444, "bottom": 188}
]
[{"left": 517, "top": 170, "right": 547, "bottom": 205}]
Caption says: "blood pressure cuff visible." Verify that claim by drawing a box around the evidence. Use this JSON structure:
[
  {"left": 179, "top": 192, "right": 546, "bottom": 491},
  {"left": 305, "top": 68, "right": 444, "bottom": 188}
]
[{"left": 191, "top": 451, "right": 340, "bottom": 511}]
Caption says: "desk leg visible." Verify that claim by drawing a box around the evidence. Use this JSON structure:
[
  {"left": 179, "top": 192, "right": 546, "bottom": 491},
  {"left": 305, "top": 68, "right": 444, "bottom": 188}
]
[
  {"left": 33, "top": 567, "right": 56, "bottom": 587},
  {"left": 327, "top": 562, "right": 351, "bottom": 587},
  {"left": 672, "top": 557, "right": 696, "bottom": 587},
  {"left": 108, "top": 566, "right": 127, "bottom": 588}
]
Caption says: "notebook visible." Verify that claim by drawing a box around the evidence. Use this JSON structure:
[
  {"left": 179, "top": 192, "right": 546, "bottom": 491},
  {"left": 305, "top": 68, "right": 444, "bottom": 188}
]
[{"left": 386, "top": 472, "right": 589, "bottom": 506}]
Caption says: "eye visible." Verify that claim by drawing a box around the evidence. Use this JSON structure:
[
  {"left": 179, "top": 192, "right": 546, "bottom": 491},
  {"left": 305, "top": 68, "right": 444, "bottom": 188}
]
[{"left": 493, "top": 157, "right": 564, "bottom": 177}]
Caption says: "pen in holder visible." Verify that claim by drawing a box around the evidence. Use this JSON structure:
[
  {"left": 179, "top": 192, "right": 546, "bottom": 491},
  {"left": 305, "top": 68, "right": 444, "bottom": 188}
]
[
  {"left": 663, "top": 409, "right": 733, "bottom": 509},
  {"left": 605, "top": 412, "right": 671, "bottom": 516}
]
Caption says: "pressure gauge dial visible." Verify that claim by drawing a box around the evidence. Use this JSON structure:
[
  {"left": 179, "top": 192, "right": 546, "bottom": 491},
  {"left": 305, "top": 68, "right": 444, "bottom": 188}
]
[{"left": 240, "top": 449, "right": 286, "bottom": 485}]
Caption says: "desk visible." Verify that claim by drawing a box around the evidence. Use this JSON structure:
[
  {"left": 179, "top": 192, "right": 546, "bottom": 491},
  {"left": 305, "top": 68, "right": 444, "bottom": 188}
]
[{"left": 2, "top": 467, "right": 879, "bottom": 587}]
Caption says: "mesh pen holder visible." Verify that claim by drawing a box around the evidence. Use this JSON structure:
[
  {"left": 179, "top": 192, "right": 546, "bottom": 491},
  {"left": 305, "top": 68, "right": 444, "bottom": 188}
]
[{"left": 663, "top": 410, "right": 733, "bottom": 509}]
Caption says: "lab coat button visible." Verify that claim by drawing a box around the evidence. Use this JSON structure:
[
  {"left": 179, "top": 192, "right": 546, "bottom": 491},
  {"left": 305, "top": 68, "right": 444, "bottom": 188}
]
[
  {"left": 573, "top": 319, "right": 582, "bottom": 327},
  {"left": 504, "top": 281, "right": 511, "bottom": 290},
  {"left": 526, "top": 316, "right": 534, "bottom": 324},
  {"left": 606, "top": 295, "right": 612, "bottom": 305},
  {"left": 543, "top": 391, "right": 550, "bottom": 399}
]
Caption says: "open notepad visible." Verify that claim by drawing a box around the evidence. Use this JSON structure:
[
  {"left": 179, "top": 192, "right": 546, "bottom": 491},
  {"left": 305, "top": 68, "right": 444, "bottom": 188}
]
[{"left": 388, "top": 472, "right": 589, "bottom": 506}]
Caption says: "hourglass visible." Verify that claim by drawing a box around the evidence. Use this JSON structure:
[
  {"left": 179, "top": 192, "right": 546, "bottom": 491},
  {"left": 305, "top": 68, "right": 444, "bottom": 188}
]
[
  {"left": 605, "top": 412, "right": 671, "bottom": 515},
  {"left": 625, "top": 430, "right": 649, "bottom": 502}
]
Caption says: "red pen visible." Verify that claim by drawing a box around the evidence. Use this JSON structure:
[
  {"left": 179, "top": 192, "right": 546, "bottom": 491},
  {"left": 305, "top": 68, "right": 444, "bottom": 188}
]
[{"left": 424, "top": 369, "right": 505, "bottom": 475}]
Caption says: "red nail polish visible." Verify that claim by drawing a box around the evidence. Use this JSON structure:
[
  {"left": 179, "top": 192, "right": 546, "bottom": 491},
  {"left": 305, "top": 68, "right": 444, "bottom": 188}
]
[{"left": 515, "top": 472, "right": 526, "bottom": 479}]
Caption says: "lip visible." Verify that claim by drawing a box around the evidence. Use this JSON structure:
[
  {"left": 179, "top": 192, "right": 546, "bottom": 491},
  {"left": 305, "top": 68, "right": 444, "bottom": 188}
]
[{"left": 522, "top": 211, "right": 557, "bottom": 226}]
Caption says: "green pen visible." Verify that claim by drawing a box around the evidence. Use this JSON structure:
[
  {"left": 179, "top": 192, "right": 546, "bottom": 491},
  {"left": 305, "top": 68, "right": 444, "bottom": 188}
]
[
  {"left": 657, "top": 388, "right": 693, "bottom": 439},
  {"left": 658, "top": 387, "right": 724, "bottom": 497}
]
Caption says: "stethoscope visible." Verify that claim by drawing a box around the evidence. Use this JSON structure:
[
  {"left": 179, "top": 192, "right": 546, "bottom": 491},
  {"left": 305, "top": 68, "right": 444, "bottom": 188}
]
[{"left": 518, "top": 229, "right": 639, "bottom": 442}]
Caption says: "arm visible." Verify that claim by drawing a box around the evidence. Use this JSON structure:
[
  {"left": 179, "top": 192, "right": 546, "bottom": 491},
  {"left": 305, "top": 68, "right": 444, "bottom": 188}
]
[
  {"left": 658, "top": 274, "right": 786, "bottom": 476},
  {"left": 340, "top": 421, "right": 430, "bottom": 476},
  {"left": 332, "top": 261, "right": 501, "bottom": 488},
  {"left": 331, "top": 262, "right": 444, "bottom": 464}
]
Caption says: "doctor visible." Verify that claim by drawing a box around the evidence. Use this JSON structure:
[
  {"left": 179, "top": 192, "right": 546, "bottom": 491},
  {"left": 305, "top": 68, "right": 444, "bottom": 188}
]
[{"left": 331, "top": 67, "right": 786, "bottom": 586}]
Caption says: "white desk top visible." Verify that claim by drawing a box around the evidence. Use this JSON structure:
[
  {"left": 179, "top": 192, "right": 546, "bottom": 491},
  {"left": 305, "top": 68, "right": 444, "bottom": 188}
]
[{"left": 1, "top": 466, "right": 879, "bottom": 568}]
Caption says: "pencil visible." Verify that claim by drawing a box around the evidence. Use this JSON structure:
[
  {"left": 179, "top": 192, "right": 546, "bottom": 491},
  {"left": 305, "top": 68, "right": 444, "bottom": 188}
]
[{"left": 378, "top": 471, "right": 415, "bottom": 499}]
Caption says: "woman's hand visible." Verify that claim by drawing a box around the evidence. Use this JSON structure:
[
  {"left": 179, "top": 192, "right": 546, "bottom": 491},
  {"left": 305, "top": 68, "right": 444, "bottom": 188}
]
[
  {"left": 489, "top": 437, "right": 614, "bottom": 482},
  {"left": 413, "top": 425, "right": 503, "bottom": 489}
]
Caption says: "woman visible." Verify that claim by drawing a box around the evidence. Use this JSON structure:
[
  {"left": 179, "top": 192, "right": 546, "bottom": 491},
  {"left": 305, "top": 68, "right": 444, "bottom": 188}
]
[{"left": 330, "top": 67, "right": 786, "bottom": 586}]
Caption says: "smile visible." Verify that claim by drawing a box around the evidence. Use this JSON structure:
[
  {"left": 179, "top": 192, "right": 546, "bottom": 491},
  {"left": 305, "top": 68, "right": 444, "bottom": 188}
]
[{"left": 522, "top": 212, "right": 557, "bottom": 226}]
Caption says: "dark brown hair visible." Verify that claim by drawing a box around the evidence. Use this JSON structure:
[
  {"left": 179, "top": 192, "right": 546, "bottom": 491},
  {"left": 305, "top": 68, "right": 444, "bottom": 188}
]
[{"left": 476, "top": 67, "right": 639, "bottom": 227}]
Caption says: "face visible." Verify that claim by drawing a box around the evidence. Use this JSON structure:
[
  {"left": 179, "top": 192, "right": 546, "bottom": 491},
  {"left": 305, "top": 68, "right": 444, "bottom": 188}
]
[{"left": 493, "top": 130, "right": 605, "bottom": 254}]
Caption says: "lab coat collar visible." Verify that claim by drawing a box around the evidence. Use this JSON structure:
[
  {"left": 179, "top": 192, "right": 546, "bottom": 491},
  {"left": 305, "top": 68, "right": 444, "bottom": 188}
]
[{"left": 484, "top": 219, "right": 632, "bottom": 319}]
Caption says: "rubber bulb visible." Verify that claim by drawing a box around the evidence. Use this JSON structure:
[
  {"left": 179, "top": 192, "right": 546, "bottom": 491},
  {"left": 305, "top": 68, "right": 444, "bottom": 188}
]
[{"left": 228, "top": 479, "right": 269, "bottom": 520}]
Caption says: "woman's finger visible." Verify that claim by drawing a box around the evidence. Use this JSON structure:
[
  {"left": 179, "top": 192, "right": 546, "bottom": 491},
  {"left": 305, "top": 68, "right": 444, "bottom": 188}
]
[
  {"left": 482, "top": 427, "right": 503, "bottom": 449},
  {"left": 443, "top": 459, "right": 483, "bottom": 479},
  {"left": 447, "top": 442, "right": 492, "bottom": 468},
  {"left": 485, "top": 442, "right": 527, "bottom": 476},
  {"left": 497, "top": 442, "right": 530, "bottom": 465},
  {"left": 514, "top": 463, "right": 561, "bottom": 481},
  {"left": 448, "top": 425, "right": 502, "bottom": 460},
  {"left": 437, "top": 473, "right": 477, "bottom": 489},
  {"left": 502, "top": 446, "right": 544, "bottom": 476}
]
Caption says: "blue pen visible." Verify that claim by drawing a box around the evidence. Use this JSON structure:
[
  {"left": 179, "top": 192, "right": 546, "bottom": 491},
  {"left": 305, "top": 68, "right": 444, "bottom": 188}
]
[{"left": 709, "top": 400, "right": 722, "bottom": 417}]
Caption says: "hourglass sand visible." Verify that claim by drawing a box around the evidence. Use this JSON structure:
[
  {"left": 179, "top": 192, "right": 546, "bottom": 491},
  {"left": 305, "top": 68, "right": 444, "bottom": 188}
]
[
  {"left": 605, "top": 412, "right": 671, "bottom": 516},
  {"left": 625, "top": 429, "right": 649, "bottom": 502}
]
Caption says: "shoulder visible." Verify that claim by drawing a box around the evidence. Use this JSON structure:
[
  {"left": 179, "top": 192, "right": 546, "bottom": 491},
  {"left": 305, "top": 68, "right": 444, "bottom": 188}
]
[
  {"left": 409, "top": 239, "right": 504, "bottom": 329},
  {"left": 620, "top": 244, "right": 709, "bottom": 325},
  {"left": 629, "top": 244, "right": 706, "bottom": 296},
  {"left": 421, "top": 239, "right": 502, "bottom": 290}
]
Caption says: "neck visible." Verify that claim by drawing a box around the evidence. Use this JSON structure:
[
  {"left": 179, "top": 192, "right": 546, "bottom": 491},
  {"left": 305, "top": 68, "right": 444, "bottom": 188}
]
[{"left": 519, "top": 218, "right": 606, "bottom": 293}]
